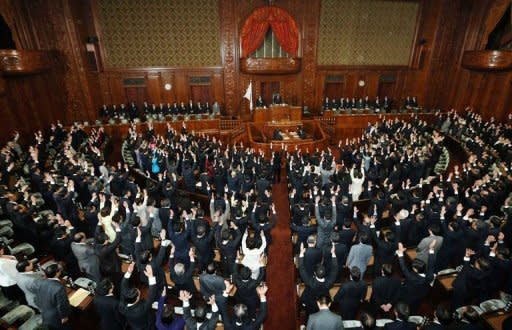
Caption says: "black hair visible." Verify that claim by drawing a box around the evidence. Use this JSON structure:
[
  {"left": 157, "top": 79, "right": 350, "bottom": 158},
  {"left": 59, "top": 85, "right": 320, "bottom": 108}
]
[
  {"left": 124, "top": 288, "right": 139, "bottom": 305},
  {"left": 350, "top": 266, "right": 361, "bottom": 281},
  {"left": 314, "top": 264, "right": 326, "bottom": 279},
  {"left": 435, "top": 305, "right": 452, "bottom": 325},
  {"left": 16, "top": 260, "right": 30, "bottom": 273},
  {"left": 195, "top": 305, "right": 207, "bottom": 323},
  {"left": 206, "top": 263, "right": 216, "bottom": 275},
  {"left": 395, "top": 302, "right": 410, "bottom": 320},
  {"left": 96, "top": 278, "right": 113, "bottom": 296},
  {"left": 44, "top": 263, "right": 60, "bottom": 278},
  {"left": 429, "top": 223, "right": 441, "bottom": 236},
  {"left": 360, "top": 311, "right": 376, "bottom": 330},
  {"left": 412, "top": 259, "right": 426, "bottom": 273},
  {"left": 382, "top": 263, "right": 393, "bottom": 277},
  {"left": 240, "top": 266, "right": 251, "bottom": 280}
]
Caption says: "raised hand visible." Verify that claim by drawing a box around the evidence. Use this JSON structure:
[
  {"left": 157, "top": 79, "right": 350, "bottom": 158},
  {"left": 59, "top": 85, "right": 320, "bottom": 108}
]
[
  {"left": 256, "top": 283, "right": 268, "bottom": 298},
  {"left": 144, "top": 264, "right": 153, "bottom": 278},
  {"left": 179, "top": 290, "right": 192, "bottom": 302},
  {"left": 127, "top": 262, "right": 135, "bottom": 273}
]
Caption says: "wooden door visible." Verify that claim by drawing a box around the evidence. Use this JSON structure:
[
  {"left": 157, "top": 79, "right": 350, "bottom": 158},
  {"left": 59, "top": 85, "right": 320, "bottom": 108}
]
[
  {"left": 190, "top": 85, "right": 211, "bottom": 104},
  {"left": 260, "top": 81, "right": 280, "bottom": 105},
  {"left": 324, "top": 82, "right": 344, "bottom": 100},
  {"left": 125, "top": 86, "right": 147, "bottom": 105},
  {"left": 378, "top": 79, "right": 396, "bottom": 100}
]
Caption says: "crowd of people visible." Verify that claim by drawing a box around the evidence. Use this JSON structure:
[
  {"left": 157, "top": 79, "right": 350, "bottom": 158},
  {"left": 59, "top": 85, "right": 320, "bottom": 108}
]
[
  {"left": 288, "top": 110, "right": 512, "bottom": 329},
  {"left": 0, "top": 108, "right": 510, "bottom": 329},
  {"left": 0, "top": 119, "right": 277, "bottom": 329},
  {"left": 100, "top": 100, "right": 222, "bottom": 121}
]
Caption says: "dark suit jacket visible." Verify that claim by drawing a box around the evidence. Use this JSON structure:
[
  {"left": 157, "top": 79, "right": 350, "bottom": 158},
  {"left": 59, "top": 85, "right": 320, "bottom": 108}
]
[
  {"left": 218, "top": 295, "right": 267, "bottom": 330},
  {"left": 333, "top": 280, "right": 367, "bottom": 319},
  {"left": 384, "top": 320, "right": 417, "bottom": 330},
  {"left": 95, "top": 229, "right": 122, "bottom": 275},
  {"left": 119, "top": 275, "right": 158, "bottom": 330},
  {"left": 35, "top": 279, "right": 71, "bottom": 329},
  {"left": 169, "top": 257, "right": 196, "bottom": 293},
  {"left": 183, "top": 304, "right": 219, "bottom": 330},
  {"left": 371, "top": 276, "right": 402, "bottom": 306},
  {"left": 93, "top": 295, "right": 125, "bottom": 330},
  {"left": 199, "top": 273, "right": 225, "bottom": 299}
]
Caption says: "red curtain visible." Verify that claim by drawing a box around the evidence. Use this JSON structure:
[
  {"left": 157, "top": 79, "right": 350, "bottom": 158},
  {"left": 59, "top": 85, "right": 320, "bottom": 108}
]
[
  {"left": 268, "top": 7, "right": 299, "bottom": 57},
  {"left": 241, "top": 6, "right": 299, "bottom": 58}
]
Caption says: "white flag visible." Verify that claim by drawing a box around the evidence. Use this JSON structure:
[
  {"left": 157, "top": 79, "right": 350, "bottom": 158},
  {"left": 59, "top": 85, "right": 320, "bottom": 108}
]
[{"left": 243, "top": 81, "right": 253, "bottom": 111}]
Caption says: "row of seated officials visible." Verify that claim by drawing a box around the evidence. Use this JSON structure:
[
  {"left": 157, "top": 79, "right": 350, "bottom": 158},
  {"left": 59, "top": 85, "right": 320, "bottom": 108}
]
[
  {"left": 322, "top": 96, "right": 420, "bottom": 113},
  {"left": 0, "top": 121, "right": 280, "bottom": 329},
  {"left": 286, "top": 111, "right": 512, "bottom": 329},
  {"left": 100, "top": 100, "right": 222, "bottom": 121}
]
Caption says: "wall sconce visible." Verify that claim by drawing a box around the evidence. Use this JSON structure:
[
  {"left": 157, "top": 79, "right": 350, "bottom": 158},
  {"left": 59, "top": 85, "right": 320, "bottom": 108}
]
[
  {"left": 164, "top": 83, "right": 172, "bottom": 91},
  {"left": 358, "top": 80, "right": 366, "bottom": 87}
]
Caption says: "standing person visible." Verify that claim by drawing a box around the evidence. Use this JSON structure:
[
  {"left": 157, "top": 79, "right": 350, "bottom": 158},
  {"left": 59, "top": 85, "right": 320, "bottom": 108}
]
[
  {"left": 93, "top": 278, "right": 125, "bottom": 330},
  {"left": 35, "top": 264, "right": 71, "bottom": 330},
  {"left": 306, "top": 295, "right": 344, "bottom": 330},
  {"left": 119, "top": 263, "right": 159, "bottom": 330}
]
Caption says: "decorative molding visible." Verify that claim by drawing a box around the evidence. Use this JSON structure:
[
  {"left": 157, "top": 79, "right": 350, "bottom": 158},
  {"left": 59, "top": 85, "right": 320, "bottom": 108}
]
[
  {"left": 302, "top": 0, "right": 320, "bottom": 110},
  {"left": 462, "top": 50, "right": 512, "bottom": 71},
  {"left": 240, "top": 57, "right": 301, "bottom": 74},
  {"left": 0, "top": 49, "right": 51, "bottom": 74},
  {"left": 219, "top": 0, "right": 238, "bottom": 116}
]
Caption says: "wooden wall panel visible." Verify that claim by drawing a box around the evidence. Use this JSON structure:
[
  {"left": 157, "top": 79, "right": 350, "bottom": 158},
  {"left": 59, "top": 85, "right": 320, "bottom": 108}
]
[{"left": 97, "top": 68, "right": 225, "bottom": 111}]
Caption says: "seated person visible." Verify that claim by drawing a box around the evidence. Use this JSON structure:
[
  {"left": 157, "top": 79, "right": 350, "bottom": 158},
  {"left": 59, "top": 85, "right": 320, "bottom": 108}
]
[
  {"left": 272, "top": 92, "right": 282, "bottom": 104},
  {"left": 256, "top": 96, "right": 265, "bottom": 108},
  {"left": 296, "top": 126, "right": 306, "bottom": 139},
  {"left": 272, "top": 129, "right": 283, "bottom": 141}
]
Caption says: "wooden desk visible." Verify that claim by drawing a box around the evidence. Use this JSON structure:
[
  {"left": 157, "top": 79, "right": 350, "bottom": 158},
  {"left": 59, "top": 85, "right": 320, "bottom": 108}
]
[
  {"left": 437, "top": 274, "right": 456, "bottom": 291},
  {"left": 253, "top": 105, "right": 302, "bottom": 122},
  {"left": 66, "top": 287, "right": 93, "bottom": 311},
  {"left": 483, "top": 310, "right": 512, "bottom": 329},
  {"left": 405, "top": 249, "right": 417, "bottom": 261}
]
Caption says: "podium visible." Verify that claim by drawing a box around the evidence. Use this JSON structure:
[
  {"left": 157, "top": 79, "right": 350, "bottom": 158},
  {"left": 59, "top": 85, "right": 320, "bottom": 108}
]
[{"left": 253, "top": 104, "right": 302, "bottom": 123}]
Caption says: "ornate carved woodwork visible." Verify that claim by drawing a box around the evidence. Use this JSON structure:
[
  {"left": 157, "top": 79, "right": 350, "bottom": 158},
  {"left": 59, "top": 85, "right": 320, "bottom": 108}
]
[
  {"left": 240, "top": 57, "right": 301, "bottom": 74},
  {"left": 0, "top": 49, "right": 51, "bottom": 74},
  {"left": 462, "top": 50, "right": 512, "bottom": 71}
]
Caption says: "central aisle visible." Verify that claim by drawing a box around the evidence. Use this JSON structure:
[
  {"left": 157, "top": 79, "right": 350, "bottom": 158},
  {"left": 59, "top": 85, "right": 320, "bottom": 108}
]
[{"left": 265, "top": 176, "right": 297, "bottom": 329}]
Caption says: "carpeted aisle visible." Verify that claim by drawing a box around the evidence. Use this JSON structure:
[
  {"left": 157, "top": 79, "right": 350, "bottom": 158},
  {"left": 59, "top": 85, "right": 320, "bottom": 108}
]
[{"left": 265, "top": 177, "right": 297, "bottom": 330}]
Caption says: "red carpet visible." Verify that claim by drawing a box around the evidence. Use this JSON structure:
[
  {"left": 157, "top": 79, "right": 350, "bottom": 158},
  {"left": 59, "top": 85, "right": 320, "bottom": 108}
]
[{"left": 265, "top": 178, "right": 297, "bottom": 329}]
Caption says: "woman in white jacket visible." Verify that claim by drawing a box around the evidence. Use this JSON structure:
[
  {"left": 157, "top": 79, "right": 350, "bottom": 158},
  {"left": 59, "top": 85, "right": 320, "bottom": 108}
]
[
  {"left": 350, "top": 163, "right": 365, "bottom": 201},
  {"left": 241, "top": 229, "right": 266, "bottom": 279}
]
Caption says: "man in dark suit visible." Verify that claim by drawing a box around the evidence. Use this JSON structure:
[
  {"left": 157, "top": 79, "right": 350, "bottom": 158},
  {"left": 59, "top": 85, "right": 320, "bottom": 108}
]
[
  {"left": 119, "top": 263, "right": 158, "bottom": 330},
  {"left": 384, "top": 302, "right": 416, "bottom": 330},
  {"left": 179, "top": 290, "right": 219, "bottom": 330},
  {"left": 168, "top": 245, "right": 196, "bottom": 293},
  {"left": 333, "top": 266, "right": 367, "bottom": 320},
  {"left": 232, "top": 258, "right": 265, "bottom": 318},
  {"left": 306, "top": 295, "right": 343, "bottom": 330},
  {"left": 34, "top": 263, "right": 71, "bottom": 330},
  {"left": 424, "top": 305, "right": 453, "bottom": 329},
  {"left": 452, "top": 249, "right": 492, "bottom": 308},
  {"left": 272, "top": 129, "right": 283, "bottom": 141},
  {"left": 397, "top": 241, "right": 436, "bottom": 313},
  {"left": 218, "top": 282, "right": 268, "bottom": 330},
  {"left": 94, "top": 221, "right": 122, "bottom": 281},
  {"left": 299, "top": 243, "right": 338, "bottom": 316},
  {"left": 301, "top": 235, "right": 323, "bottom": 276},
  {"left": 371, "top": 264, "right": 402, "bottom": 316},
  {"left": 272, "top": 92, "right": 282, "bottom": 104},
  {"left": 93, "top": 278, "right": 125, "bottom": 330},
  {"left": 255, "top": 95, "right": 265, "bottom": 107}
]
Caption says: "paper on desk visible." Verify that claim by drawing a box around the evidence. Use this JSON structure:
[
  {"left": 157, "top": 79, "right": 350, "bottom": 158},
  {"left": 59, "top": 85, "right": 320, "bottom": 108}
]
[{"left": 69, "top": 288, "right": 90, "bottom": 307}]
